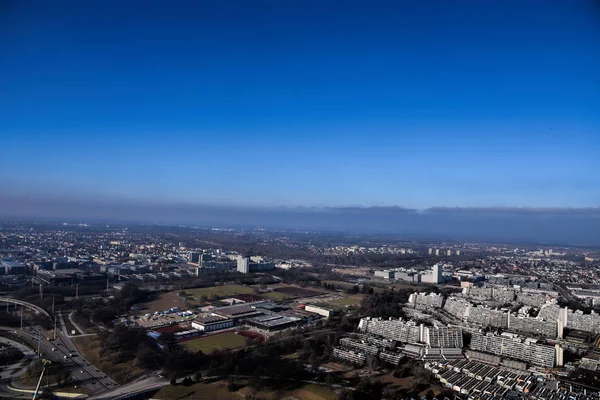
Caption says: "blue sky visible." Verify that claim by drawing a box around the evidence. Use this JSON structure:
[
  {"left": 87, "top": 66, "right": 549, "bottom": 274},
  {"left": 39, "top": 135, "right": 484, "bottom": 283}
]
[{"left": 1, "top": 0, "right": 599, "bottom": 209}]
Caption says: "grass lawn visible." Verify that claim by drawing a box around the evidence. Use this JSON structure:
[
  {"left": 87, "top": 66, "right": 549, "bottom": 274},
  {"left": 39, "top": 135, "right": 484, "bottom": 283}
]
[
  {"left": 294, "top": 383, "right": 336, "bottom": 400},
  {"left": 239, "top": 382, "right": 336, "bottom": 400},
  {"left": 186, "top": 284, "right": 256, "bottom": 299},
  {"left": 153, "top": 382, "right": 240, "bottom": 400},
  {"left": 262, "top": 291, "right": 292, "bottom": 301},
  {"left": 182, "top": 332, "right": 247, "bottom": 353},
  {"left": 321, "top": 295, "right": 363, "bottom": 310}
]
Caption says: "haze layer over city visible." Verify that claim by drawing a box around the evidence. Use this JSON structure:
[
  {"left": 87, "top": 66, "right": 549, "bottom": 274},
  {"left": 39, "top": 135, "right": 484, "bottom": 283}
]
[{"left": 0, "top": 1, "right": 599, "bottom": 400}]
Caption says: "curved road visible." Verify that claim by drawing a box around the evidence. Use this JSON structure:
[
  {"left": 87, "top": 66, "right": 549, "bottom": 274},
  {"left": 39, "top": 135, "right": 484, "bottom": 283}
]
[{"left": 0, "top": 298, "right": 50, "bottom": 319}]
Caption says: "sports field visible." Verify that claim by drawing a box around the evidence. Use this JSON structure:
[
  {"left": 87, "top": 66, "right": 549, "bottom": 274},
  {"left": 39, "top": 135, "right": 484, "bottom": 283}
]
[
  {"left": 262, "top": 291, "right": 292, "bottom": 301},
  {"left": 321, "top": 295, "right": 363, "bottom": 310},
  {"left": 186, "top": 284, "right": 256, "bottom": 299},
  {"left": 182, "top": 332, "right": 247, "bottom": 353}
]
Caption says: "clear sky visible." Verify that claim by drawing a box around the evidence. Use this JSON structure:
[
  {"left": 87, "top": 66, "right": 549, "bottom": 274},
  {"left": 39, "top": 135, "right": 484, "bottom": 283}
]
[{"left": 1, "top": 0, "right": 599, "bottom": 209}]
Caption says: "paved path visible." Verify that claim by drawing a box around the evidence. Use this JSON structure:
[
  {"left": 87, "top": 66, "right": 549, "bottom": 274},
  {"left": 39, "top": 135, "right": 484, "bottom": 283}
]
[{"left": 68, "top": 311, "right": 85, "bottom": 335}]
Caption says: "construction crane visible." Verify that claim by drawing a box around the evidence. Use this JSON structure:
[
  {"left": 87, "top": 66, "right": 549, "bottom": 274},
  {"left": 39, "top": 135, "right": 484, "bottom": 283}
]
[{"left": 32, "top": 359, "right": 51, "bottom": 400}]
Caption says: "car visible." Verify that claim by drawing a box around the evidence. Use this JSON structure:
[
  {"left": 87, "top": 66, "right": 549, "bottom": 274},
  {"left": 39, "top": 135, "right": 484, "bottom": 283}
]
[
  {"left": 51, "top": 347, "right": 56, "bottom": 351},
  {"left": 80, "top": 370, "right": 84, "bottom": 373}
]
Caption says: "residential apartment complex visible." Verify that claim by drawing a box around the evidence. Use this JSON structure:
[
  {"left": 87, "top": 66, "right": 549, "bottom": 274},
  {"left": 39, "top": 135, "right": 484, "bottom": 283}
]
[{"left": 470, "top": 332, "right": 562, "bottom": 368}]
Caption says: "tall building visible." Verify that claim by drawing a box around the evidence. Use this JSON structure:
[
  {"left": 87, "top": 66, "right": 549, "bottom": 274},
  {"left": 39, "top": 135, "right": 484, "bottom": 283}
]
[
  {"left": 428, "top": 248, "right": 433, "bottom": 255},
  {"left": 432, "top": 263, "right": 443, "bottom": 284},
  {"left": 237, "top": 256, "right": 249, "bottom": 274},
  {"left": 456, "top": 250, "right": 461, "bottom": 256},
  {"left": 446, "top": 249, "right": 452, "bottom": 256},
  {"left": 435, "top": 249, "right": 440, "bottom": 256},
  {"left": 188, "top": 252, "right": 200, "bottom": 263}
]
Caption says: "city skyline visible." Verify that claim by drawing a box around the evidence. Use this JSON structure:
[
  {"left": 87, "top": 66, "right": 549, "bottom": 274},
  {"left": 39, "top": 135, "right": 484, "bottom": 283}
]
[{"left": 1, "top": 2, "right": 599, "bottom": 215}]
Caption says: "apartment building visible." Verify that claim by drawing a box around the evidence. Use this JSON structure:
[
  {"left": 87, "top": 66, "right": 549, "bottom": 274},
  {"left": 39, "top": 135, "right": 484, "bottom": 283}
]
[
  {"left": 508, "top": 314, "right": 557, "bottom": 338},
  {"left": 424, "top": 326, "right": 464, "bottom": 348},
  {"left": 468, "top": 306, "right": 509, "bottom": 329},
  {"left": 339, "top": 338, "right": 379, "bottom": 355},
  {"left": 407, "top": 292, "right": 443, "bottom": 311},
  {"left": 333, "top": 347, "right": 366, "bottom": 365},
  {"left": 443, "top": 297, "right": 472, "bottom": 319},
  {"left": 379, "top": 350, "right": 403, "bottom": 365},
  {"left": 470, "top": 332, "right": 561, "bottom": 367},
  {"left": 358, "top": 317, "right": 420, "bottom": 343}
]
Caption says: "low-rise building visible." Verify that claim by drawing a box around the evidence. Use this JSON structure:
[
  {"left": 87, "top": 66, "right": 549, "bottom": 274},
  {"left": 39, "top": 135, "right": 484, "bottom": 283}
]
[
  {"left": 191, "top": 316, "right": 234, "bottom": 332},
  {"left": 304, "top": 304, "right": 334, "bottom": 318}
]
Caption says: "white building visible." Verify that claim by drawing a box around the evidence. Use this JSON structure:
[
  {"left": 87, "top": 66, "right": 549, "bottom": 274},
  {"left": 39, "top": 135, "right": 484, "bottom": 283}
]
[
  {"left": 305, "top": 304, "right": 334, "bottom": 318},
  {"left": 432, "top": 263, "right": 443, "bottom": 284},
  {"left": 191, "top": 316, "right": 234, "bottom": 332},
  {"left": 237, "top": 256, "right": 249, "bottom": 274}
]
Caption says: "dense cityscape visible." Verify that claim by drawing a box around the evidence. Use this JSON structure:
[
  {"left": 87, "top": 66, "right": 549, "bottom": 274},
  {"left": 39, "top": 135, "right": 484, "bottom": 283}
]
[
  {"left": 1, "top": 221, "right": 600, "bottom": 399},
  {"left": 3, "top": 1, "right": 598, "bottom": 399}
]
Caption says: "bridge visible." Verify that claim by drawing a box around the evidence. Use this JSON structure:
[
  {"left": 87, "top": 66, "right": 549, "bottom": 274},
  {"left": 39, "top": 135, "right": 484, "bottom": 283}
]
[{"left": 0, "top": 298, "right": 50, "bottom": 319}]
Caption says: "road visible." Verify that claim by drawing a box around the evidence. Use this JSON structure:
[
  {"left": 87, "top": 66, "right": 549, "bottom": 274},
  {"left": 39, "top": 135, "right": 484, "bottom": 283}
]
[{"left": 1, "top": 325, "right": 118, "bottom": 396}]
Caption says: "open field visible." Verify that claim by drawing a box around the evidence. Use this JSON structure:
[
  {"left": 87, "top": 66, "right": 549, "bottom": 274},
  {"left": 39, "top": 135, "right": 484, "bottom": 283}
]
[
  {"left": 272, "top": 286, "right": 325, "bottom": 298},
  {"left": 320, "top": 294, "right": 363, "bottom": 310},
  {"left": 186, "top": 284, "right": 256, "bottom": 299},
  {"left": 238, "top": 382, "right": 336, "bottom": 400},
  {"left": 181, "top": 332, "right": 247, "bottom": 353},
  {"left": 373, "top": 373, "right": 445, "bottom": 397},
  {"left": 153, "top": 382, "right": 240, "bottom": 400},
  {"left": 262, "top": 291, "right": 293, "bottom": 301},
  {"left": 137, "top": 291, "right": 197, "bottom": 314},
  {"left": 71, "top": 336, "right": 143, "bottom": 384}
]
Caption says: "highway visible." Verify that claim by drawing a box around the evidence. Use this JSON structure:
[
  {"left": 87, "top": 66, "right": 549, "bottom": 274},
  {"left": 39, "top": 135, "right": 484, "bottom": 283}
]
[
  {"left": 26, "top": 325, "right": 119, "bottom": 395},
  {"left": 1, "top": 302, "right": 118, "bottom": 396}
]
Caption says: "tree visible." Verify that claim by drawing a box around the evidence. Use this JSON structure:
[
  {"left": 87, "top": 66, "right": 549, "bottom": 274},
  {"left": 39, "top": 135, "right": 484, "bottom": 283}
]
[
  {"left": 227, "top": 376, "right": 237, "bottom": 391},
  {"left": 308, "top": 352, "right": 320, "bottom": 372}
]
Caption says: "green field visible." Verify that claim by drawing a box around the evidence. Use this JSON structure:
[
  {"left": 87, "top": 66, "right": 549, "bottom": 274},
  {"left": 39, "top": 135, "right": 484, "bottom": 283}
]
[
  {"left": 182, "top": 332, "right": 247, "bottom": 353},
  {"left": 262, "top": 291, "right": 292, "bottom": 301},
  {"left": 186, "top": 284, "right": 256, "bottom": 299},
  {"left": 321, "top": 295, "right": 363, "bottom": 310}
]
